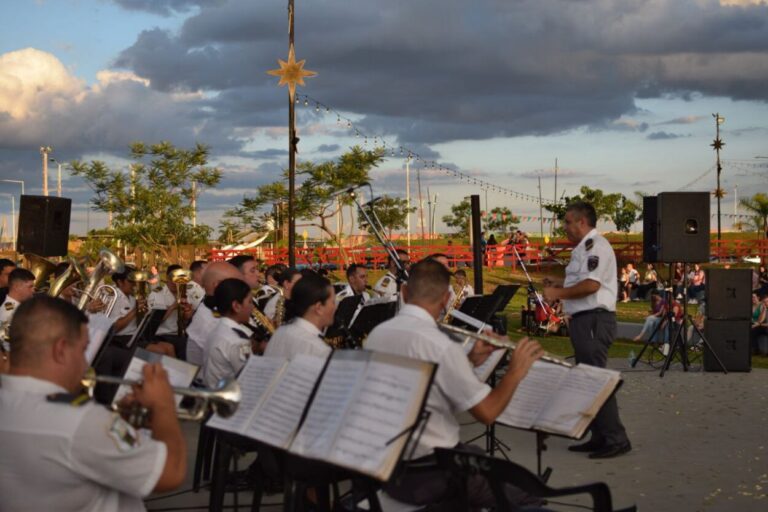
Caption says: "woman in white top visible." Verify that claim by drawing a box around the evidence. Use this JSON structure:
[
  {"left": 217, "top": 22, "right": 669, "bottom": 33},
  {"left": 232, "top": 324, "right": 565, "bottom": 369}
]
[
  {"left": 202, "top": 278, "right": 254, "bottom": 387},
  {"left": 264, "top": 272, "right": 337, "bottom": 359}
]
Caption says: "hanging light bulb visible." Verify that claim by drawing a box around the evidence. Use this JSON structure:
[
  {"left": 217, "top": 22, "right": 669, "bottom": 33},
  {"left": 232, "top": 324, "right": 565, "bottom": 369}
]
[
  {"left": 303, "top": 98, "right": 309, "bottom": 106},
  {"left": 315, "top": 103, "right": 320, "bottom": 112}
]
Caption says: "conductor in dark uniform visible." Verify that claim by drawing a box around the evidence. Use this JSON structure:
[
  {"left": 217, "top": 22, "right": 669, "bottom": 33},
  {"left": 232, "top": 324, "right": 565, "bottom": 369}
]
[{"left": 543, "top": 201, "right": 631, "bottom": 459}]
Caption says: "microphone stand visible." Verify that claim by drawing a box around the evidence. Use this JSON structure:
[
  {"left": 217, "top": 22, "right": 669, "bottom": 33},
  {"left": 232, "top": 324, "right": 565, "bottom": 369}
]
[{"left": 349, "top": 186, "right": 409, "bottom": 308}]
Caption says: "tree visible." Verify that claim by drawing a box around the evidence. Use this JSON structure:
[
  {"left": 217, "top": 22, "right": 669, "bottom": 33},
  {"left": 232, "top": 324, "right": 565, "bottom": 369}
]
[
  {"left": 544, "top": 185, "right": 624, "bottom": 237},
  {"left": 483, "top": 206, "right": 519, "bottom": 235},
  {"left": 358, "top": 196, "right": 416, "bottom": 238},
  {"left": 225, "top": 146, "right": 385, "bottom": 247},
  {"left": 70, "top": 141, "right": 222, "bottom": 260},
  {"left": 612, "top": 195, "right": 640, "bottom": 236},
  {"left": 442, "top": 199, "right": 472, "bottom": 236},
  {"left": 740, "top": 192, "right": 768, "bottom": 239}
]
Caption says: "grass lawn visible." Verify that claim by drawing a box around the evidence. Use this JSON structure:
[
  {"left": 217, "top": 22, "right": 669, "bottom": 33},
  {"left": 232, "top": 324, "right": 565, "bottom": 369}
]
[{"left": 331, "top": 266, "right": 768, "bottom": 369}]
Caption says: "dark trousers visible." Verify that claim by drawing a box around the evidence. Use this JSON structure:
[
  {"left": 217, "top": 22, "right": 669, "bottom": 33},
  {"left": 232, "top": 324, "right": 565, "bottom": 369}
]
[{"left": 569, "top": 310, "right": 628, "bottom": 446}]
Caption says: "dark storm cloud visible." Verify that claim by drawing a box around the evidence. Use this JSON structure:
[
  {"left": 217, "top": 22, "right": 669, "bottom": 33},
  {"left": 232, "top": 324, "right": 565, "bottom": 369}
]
[
  {"left": 113, "top": 0, "right": 221, "bottom": 17},
  {"left": 112, "top": 0, "right": 768, "bottom": 146},
  {"left": 647, "top": 131, "right": 688, "bottom": 140},
  {"left": 315, "top": 144, "right": 340, "bottom": 153}
]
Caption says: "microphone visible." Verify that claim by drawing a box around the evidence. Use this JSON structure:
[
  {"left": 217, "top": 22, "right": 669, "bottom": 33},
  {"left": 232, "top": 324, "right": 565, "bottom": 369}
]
[{"left": 362, "top": 196, "right": 383, "bottom": 208}]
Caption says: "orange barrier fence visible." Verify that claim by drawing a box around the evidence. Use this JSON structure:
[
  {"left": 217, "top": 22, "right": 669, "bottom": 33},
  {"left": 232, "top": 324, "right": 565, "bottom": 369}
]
[{"left": 210, "top": 238, "right": 767, "bottom": 269}]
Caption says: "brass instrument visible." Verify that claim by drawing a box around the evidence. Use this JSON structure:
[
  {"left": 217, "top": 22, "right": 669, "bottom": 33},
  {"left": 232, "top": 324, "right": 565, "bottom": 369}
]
[
  {"left": 170, "top": 269, "right": 191, "bottom": 336},
  {"left": 438, "top": 323, "right": 572, "bottom": 368},
  {"left": 25, "top": 254, "right": 58, "bottom": 292},
  {"left": 441, "top": 284, "right": 466, "bottom": 324},
  {"left": 128, "top": 270, "right": 150, "bottom": 322},
  {"left": 77, "top": 249, "right": 125, "bottom": 313},
  {"left": 251, "top": 306, "right": 275, "bottom": 335},
  {"left": 49, "top": 258, "right": 87, "bottom": 298},
  {"left": 81, "top": 368, "right": 241, "bottom": 428},
  {"left": 90, "top": 284, "right": 119, "bottom": 316},
  {"left": 273, "top": 293, "right": 286, "bottom": 328}
]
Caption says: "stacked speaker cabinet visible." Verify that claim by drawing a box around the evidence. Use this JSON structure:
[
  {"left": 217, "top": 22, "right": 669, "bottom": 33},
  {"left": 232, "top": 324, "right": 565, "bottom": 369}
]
[
  {"left": 642, "top": 192, "right": 710, "bottom": 263},
  {"left": 17, "top": 195, "right": 71, "bottom": 257},
  {"left": 703, "top": 268, "right": 752, "bottom": 372}
]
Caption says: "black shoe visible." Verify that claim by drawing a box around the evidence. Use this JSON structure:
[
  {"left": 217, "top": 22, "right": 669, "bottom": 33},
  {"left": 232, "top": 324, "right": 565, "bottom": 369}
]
[
  {"left": 588, "top": 440, "right": 632, "bottom": 459},
  {"left": 568, "top": 439, "right": 605, "bottom": 453}
]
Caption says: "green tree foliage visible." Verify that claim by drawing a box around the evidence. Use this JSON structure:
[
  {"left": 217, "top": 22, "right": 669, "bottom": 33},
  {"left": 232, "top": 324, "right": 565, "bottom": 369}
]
[
  {"left": 442, "top": 198, "right": 472, "bottom": 236},
  {"left": 483, "top": 206, "right": 519, "bottom": 235},
  {"left": 358, "top": 196, "right": 416, "bottom": 237},
  {"left": 225, "top": 146, "right": 385, "bottom": 246},
  {"left": 612, "top": 195, "right": 640, "bottom": 234},
  {"left": 740, "top": 192, "right": 768, "bottom": 239},
  {"left": 70, "top": 141, "right": 222, "bottom": 258}
]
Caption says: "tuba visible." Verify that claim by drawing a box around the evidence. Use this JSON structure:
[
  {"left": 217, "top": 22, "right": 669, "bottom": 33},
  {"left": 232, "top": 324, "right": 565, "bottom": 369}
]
[
  {"left": 25, "top": 254, "right": 58, "bottom": 292},
  {"left": 77, "top": 249, "right": 125, "bottom": 313}
]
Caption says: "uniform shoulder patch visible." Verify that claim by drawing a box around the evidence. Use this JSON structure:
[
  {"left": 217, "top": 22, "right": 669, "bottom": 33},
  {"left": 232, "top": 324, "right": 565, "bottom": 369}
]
[
  {"left": 381, "top": 277, "right": 391, "bottom": 287},
  {"left": 4, "top": 302, "right": 14, "bottom": 311},
  {"left": 153, "top": 285, "right": 163, "bottom": 293},
  {"left": 232, "top": 327, "right": 250, "bottom": 340},
  {"left": 587, "top": 255, "right": 600, "bottom": 271},
  {"left": 108, "top": 415, "right": 140, "bottom": 452},
  {"left": 585, "top": 238, "right": 594, "bottom": 251},
  {"left": 46, "top": 392, "right": 91, "bottom": 407}
]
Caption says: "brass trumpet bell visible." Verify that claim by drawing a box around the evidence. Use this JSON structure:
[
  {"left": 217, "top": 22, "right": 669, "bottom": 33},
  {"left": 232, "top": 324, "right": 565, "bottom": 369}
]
[
  {"left": 49, "top": 258, "right": 88, "bottom": 298},
  {"left": 25, "top": 253, "right": 58, "bottom": 291},
  {"left": 170, "top": 268, "right": 191, "bottom": 285}
]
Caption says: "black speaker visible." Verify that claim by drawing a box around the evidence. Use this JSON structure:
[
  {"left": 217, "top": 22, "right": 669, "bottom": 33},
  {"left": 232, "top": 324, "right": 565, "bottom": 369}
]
[
  {"left": 653, "top": 192, "right": 710, "bottom": 263},
  {"left": 642, "top": 196, "right": 658, "bottom": 262},
  {"left": 706, "top": 269, "right": 752, "bottom": 320},
  {"left": 703, "top": 319, "right": 751, "bottom": 372},
  {"left": 17, "top": 195, "right": 71, "bottom": 257}
]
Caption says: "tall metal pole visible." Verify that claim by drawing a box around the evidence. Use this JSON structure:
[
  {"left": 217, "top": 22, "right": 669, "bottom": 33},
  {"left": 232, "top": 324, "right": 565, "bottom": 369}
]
[
  {"left": 191, "top": 180, "right": 197, "bottom": 227},
  {"left": 10, "top": 195, "right": 15, "bottom": 248},
  {"left": 57, "top": 163, "right": 62, "bottom": 197},
  {"left": 287, "top": 0, "right": 297, "bottom": 267},
  {"left": 712, "top": 113, "right": 725, "bottom": 242},
  {"left": 417, "top": 162, "right": 426, "bottom": 241},
  {"left": 470, "top": 195, "right": 483, "bottom": 293},
  {"left": 552, "top": 158, "right": 558, "bottom": 239},
  {"left": 427, "top": 187, "right": 432, "bottom": 240},
  {"left": 405, "top": 157, "right": 411, "bottom": 249},
  {"left": 538, "top": 176, "right": 544, "bottom": 238},
  {"left": 40, "top": 146, "right": 52, "bottom": 196}
]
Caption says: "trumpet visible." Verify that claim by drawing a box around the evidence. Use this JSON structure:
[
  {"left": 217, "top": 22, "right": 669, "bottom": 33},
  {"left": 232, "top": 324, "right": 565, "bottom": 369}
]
[
  {"left": 81, "top": 368, "right": 241, "bottom": 427},
  {"left": 438, "top": 323, "right": 572, "bottom": 368},
  {"left": 128, "top": 270, "right": 150, "bottom": 322},
  {"left": 170, "top": 268, "right": 191, "bottom": 336}
]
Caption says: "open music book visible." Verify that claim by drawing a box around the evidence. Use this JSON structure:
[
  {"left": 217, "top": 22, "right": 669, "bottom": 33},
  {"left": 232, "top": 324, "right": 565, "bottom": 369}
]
[
  {"left": 112, "top": 348, "right": 200, "bottom": 408},
  {"left": 208, "top": 351, "right": 436, "bottom": 481},
  {"left": 496, "top": 361, "right": 621, "bottom": 439}
]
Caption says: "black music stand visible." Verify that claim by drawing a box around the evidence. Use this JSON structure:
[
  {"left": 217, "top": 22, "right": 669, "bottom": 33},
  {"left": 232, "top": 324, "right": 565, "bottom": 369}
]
[
  {"left": 325, "top": 295, "right": 364, "bottom": 348},
  {"left": 349, "top": 301, "right": 397, "bottom": 344}
]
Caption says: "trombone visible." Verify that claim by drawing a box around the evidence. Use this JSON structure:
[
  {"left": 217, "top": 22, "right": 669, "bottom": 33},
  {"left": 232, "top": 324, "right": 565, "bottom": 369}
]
[
  {"left": 81, "top": 368, "right": 242, "bottom": 427},
  {"left": 438, "top": 323, "right": 572, "bottom": 368}
]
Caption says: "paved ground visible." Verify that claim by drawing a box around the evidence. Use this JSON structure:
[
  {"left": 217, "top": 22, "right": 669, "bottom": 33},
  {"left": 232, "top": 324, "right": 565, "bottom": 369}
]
[{"left": 147, "top": 358, "right": 768, "bottom": 512}]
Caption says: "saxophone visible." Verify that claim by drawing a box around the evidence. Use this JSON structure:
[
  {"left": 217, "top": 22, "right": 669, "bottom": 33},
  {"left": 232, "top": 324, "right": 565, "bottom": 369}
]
[
  {"left": 274, "top": 294, "right": 286, "bottom": 328},
  {"left": 441, "top": 283, "right": 466, "bottom": 324},
  {"left": 251, "top": 307, "right": 275, "bottom": 335}
]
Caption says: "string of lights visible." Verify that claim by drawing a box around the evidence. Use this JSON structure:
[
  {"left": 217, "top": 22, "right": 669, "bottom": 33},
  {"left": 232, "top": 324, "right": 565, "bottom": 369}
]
[{"left": 294, "top": 93, "right": 561, "bottom": 206}]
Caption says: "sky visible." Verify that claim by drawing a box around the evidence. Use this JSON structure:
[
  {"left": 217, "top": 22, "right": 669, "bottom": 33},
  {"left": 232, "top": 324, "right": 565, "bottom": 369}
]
[{"left": 1, "top": 0, "right": 767, "bottom": 238}]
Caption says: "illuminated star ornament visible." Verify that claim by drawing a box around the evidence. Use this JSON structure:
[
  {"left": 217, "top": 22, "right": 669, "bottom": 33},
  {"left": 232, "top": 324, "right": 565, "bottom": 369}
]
[
  {"left": 710, "top": 138, "right": 725, "bottom": 151},
  {"left": 267, "top": 44, "right": 317, "bottom": 100}
]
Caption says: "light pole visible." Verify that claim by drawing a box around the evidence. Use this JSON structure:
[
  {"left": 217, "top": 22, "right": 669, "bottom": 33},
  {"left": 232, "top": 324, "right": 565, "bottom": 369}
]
[
  {"left": 40, "top": 146, "right": 52, "bottom": 196},
  {"left": 49, "top": 158, "right": 64, "bottom": 197},
  {"left": 0, "top": 180, "right": 25, "bottom": 196},
  {"left": 711, "top": 114, "right": 725, "bottom": 241},
  {"left": 0, "top": 193, "right": 16, "bottom": 248}
]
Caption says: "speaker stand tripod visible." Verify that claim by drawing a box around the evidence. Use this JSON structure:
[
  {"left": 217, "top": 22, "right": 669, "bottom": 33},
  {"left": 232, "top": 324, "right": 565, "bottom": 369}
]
[{"left": 660, "top": 267, "right": 727, "bottom": 377}]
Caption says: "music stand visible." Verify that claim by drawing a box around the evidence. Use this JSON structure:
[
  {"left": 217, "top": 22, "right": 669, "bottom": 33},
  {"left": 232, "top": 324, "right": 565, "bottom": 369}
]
[
  {"left": 349, "top": 301, "right": 397, "bottom": 344},
  {"left": 126, "top": 308, "right": 166, "bottom": 349},
  {"left": 325, "top": 295, "right": 364, "bottom": 348}
]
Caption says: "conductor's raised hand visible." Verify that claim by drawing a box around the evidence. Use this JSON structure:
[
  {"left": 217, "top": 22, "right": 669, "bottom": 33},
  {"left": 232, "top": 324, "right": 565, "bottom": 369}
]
[{"left": 508, "top": 337, "right": 543, "bottom": 381}]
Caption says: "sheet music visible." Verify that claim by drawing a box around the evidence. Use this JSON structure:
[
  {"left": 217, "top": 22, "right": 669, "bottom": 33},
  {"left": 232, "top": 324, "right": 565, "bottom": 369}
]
[
  {"left": 328, "top": 359, "right": 423, "bottom": 474},
  {"left": 245, "top": 354, "right": 326, "bottom": 448},
  {"left": 290, "top": 352, "right": 368, "bottom": 458},
  {"left": 206, "top": 356, "right": 285, "bottom": 433},
  {"left": 85, "top": 313, "right": 114, "bottom": 363},
  {"left": 496, "top": 361, "right": 569, "bottom": 429},
  {"left": 535, "top": 364, "right": 618, "bottom": 434},
  {"left": 112, "top": 349, "right": 199, "bottom": 407}
]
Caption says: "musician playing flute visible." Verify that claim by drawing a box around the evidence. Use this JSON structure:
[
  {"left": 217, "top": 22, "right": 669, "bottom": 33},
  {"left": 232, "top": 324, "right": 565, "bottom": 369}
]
[{"left": 366, "top": 259, "right": 544, "bottom": 509}]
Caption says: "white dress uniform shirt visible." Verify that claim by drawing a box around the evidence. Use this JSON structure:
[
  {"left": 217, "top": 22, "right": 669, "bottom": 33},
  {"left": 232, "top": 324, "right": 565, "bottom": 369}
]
[
  {"left": 562, "top": 228, "right": 618, "bottom": 315},
  {"left": 202, "top": 317, "right": 252, "bottom": 387},
  {"left": 365, "top": 304, "right": 491, "bottom": 459},
  {"left": 148, "top": 285, "right": 177, "bottom": 336},
  {"left": 0, "top": 375, "right": 167, "bottom": 512},
  {"left": 263, "top": 292, "right": 283, "bottom": 321},
  {"left": 109, "top": 288, "right": 138, "bottom": 336},
  {"left": 186, "top": 303, "right": 219, "bottom": 366},
  {"left": 186, "top": 281, "right": 205, "bottom": 310},
  {"left": 335, "top": 284, "right": 371, "bottom": 304},
  {"left": 264, "top": 317, "right": 331, "bottom": 359},
  {"left": 372, "top": 272, "right": 398, "bottom": 301},
  {"left": 0, "top": 295, "right": 19, "bottom": 326}
]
